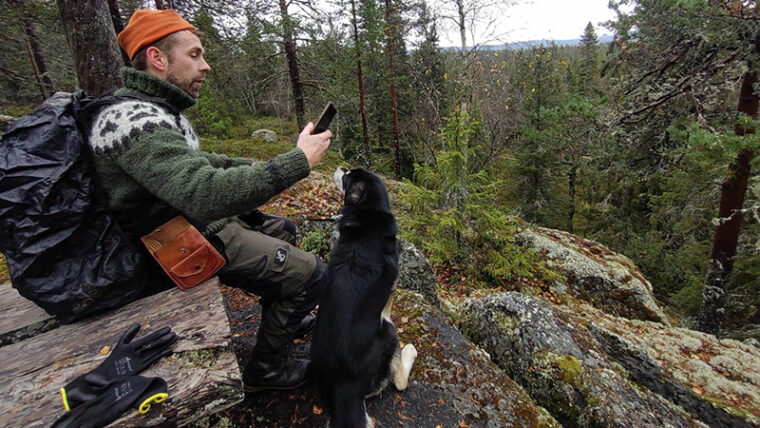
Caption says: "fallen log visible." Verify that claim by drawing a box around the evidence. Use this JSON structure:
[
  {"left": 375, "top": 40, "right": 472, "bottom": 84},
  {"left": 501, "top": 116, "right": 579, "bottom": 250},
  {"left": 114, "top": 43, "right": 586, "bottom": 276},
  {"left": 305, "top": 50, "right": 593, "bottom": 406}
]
[{"left": 0, "top": 278, "right": 244, "bottom": 427}]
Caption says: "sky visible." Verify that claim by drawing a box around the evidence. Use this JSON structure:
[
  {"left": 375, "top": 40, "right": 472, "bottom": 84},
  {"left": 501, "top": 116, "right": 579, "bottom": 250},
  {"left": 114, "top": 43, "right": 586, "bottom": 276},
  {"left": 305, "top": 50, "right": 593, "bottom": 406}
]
[{"left": 435, "top": 0, "right": 620, "bottom": 47}]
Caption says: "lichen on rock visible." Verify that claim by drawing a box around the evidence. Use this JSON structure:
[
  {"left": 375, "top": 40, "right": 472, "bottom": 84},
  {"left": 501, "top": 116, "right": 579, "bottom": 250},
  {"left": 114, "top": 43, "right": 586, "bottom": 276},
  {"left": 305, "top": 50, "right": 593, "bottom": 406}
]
[{"left": 516, "top": 226, "right": 671, "bottom": 325}]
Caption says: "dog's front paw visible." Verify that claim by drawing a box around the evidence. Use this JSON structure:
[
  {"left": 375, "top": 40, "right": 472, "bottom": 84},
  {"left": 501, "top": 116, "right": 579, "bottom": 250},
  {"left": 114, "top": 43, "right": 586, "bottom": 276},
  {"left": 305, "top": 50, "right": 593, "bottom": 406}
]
[{"left": 402, "top": 343, "right": 418, "bottom": 362}]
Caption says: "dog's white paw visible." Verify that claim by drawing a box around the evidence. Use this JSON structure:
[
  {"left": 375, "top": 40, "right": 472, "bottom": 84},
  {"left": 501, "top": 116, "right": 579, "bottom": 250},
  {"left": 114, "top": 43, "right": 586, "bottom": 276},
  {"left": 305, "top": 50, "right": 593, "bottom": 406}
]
[{"left": 402, "top": 343, "right": 418, "bottom": 363}]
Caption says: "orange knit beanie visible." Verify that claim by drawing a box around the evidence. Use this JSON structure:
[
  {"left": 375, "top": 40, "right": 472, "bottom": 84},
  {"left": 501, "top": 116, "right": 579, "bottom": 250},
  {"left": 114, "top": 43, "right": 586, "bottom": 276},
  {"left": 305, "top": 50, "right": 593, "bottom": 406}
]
[{"left": 117, "top": 9, "right": 196, "bottom": 60}]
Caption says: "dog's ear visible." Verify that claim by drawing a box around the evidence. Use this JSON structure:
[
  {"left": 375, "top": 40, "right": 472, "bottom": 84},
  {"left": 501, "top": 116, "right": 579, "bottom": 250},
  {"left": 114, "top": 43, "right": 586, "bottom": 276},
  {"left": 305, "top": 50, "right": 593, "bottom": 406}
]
[{"left": 345, "top": 181, "right": 366, "bottom": 205}]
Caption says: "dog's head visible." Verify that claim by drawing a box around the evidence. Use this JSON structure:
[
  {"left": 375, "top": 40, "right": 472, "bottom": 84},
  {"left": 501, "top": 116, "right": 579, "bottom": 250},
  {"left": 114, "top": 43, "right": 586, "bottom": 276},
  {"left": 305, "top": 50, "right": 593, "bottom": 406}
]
[{"left": 334, "top": 166, "right": 392, "bottom": 214}]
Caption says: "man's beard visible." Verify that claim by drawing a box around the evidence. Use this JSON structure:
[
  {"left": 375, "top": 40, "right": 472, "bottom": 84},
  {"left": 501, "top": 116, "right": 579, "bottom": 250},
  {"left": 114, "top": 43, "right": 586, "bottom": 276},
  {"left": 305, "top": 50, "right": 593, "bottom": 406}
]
[{"left": 167, "top": 70, "right": 199, "bottom": 99}]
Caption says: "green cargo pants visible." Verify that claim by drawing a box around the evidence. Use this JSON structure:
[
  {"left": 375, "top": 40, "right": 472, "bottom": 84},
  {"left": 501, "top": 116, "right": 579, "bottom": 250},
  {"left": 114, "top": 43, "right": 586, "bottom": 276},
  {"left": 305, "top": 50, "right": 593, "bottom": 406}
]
[{"left": 211, "top": 214, "right": 326, "bottom": 359}]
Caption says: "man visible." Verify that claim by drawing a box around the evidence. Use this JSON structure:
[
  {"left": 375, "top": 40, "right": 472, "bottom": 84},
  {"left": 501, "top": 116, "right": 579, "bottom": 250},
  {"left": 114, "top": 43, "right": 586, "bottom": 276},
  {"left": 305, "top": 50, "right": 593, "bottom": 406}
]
[{"left": 88, "top": 9, "right": 332, "bottom": 392}]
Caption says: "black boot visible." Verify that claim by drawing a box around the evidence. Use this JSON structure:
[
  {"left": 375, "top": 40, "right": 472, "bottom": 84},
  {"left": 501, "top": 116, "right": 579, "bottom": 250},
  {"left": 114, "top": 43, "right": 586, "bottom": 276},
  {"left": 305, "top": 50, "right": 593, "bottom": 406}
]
[
  {"left": 243, "top": 355, "right": 310, "bottom": 392},
  {"left": 292, "top": 312, "right": 317, "bottom": 339}
]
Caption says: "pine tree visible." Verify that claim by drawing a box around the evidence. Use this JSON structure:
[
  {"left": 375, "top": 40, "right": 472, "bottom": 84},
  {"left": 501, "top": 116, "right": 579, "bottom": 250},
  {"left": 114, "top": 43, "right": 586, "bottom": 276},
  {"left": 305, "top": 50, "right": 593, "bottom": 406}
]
[{"left": 579, "top": 22, "right": 598, "bottom": 94}]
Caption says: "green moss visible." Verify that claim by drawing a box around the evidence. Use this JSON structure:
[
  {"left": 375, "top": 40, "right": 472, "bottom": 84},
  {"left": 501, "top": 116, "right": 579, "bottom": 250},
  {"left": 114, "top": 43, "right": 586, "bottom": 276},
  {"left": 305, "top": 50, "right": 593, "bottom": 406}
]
[
  {"left": 496, "top": 311, "right": 518, "bottom": 333},
  {"left": 555, "top": 354, "right": 583, "bottom": 386},
  {"left": 0, "top": 253, "right": 9, "bottom": 282},
  {"left": 180, "top": 348, "right": 223, "bottom": 368}
]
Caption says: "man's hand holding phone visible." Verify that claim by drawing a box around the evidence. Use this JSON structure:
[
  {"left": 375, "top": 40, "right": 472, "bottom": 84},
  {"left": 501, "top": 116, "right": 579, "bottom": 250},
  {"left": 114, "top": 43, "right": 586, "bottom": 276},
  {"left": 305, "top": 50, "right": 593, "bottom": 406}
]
[{"left": 297, "top": 103, "right": 335, "bottom": 169}]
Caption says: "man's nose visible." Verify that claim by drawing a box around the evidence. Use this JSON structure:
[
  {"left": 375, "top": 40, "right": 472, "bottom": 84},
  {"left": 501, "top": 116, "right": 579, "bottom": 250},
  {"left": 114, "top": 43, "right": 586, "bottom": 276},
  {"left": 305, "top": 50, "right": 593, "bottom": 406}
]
[{"left": 200, "top": 58, "right": 210, "bottom": 73}]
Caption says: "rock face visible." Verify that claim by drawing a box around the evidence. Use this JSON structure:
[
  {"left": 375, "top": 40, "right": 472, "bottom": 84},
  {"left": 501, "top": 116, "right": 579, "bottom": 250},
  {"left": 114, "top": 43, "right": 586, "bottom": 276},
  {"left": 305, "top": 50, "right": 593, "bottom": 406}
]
[
  {"left": 250, "top": 129, "right": 277, "bottom": 143},
  {"left": 204, "top": 288, "right": 559, "bottom": 427},
  {"left": 461, "top": 292, "right": 760, "bottom": 427},
  {"left": 199, "top": 216, "right": 759, "bottom": 427},
  {"left": 516, "top": 226, "right": 670, "bottom": 325},
  {"left": 397, "top": 239, "right": 440, "bottom": 307}
]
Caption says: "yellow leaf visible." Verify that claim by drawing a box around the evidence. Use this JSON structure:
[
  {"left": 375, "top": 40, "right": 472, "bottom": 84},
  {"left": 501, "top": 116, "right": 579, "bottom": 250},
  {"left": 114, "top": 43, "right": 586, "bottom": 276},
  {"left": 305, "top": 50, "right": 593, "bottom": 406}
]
[{"left": 100, "top": 345, "right": 111, "bottom": 355}]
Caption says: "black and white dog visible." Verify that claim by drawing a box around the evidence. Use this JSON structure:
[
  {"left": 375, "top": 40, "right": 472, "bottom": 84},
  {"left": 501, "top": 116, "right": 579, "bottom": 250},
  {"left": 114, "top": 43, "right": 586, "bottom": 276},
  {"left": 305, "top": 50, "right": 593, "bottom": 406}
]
[{"left": 311, "top": 167, "right": 417, "bottom": 428}]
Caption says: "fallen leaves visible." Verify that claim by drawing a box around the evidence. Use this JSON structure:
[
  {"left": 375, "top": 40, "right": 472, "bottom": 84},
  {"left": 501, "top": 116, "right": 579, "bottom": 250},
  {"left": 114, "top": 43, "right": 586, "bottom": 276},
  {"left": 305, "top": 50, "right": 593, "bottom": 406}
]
[{"left": 260, "top": 173, "right": 343, "bottom": 219}]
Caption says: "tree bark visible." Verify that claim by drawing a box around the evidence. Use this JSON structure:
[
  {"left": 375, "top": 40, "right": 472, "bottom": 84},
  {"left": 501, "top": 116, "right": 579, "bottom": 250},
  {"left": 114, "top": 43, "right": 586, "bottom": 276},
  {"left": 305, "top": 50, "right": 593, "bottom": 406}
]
[
  {"left": 279, "top": 0, "right": 305, "bottom": 130},
  {"left": 456, "top": 0, "right": 466, "bottom": 53},
  {"left": 106, "top": 0, "right": 132, "bottom": 66},
  {"left": 568, "top": 164, "right": 576, "bottom": 233},
  {"left": 697, "top": 69, "right": 758, "bottom": 335},
  {"left": 57, "top": 0, "right": 123, "bottom": 97},
  {"left": 384, "top": 0, "right": 401, "bottom": 179},
  {"left": 351, "top": 0, "right": 371, "bottom": 168}
]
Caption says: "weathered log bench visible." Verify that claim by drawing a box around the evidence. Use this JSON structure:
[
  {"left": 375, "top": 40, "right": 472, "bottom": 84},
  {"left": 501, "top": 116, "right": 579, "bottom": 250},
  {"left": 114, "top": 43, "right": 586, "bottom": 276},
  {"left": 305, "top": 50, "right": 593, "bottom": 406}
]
[{"left": 0, "top": 277, "right": 244, "bottom": 427}]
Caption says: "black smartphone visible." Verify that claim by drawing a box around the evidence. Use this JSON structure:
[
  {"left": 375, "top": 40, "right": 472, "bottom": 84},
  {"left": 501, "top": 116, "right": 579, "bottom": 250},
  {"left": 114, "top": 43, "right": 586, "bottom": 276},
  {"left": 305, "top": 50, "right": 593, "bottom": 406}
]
[{"left": 311, "top": 102, "right": 336, "bottom": 134}]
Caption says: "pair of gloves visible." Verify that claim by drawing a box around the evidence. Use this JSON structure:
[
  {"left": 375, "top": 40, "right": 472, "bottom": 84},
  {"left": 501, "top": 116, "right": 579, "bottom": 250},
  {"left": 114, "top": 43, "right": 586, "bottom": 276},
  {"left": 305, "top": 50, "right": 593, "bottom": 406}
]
[{"left": 52, "top": 324, "right": 178, "bottom": 428}]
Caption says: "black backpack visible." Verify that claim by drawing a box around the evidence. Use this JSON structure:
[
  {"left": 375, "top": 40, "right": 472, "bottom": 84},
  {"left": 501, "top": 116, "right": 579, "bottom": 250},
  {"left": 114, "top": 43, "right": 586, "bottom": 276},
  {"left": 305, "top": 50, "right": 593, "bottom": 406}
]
[{"left": 0, "top": 90, "right": 165, "bottom": 323}]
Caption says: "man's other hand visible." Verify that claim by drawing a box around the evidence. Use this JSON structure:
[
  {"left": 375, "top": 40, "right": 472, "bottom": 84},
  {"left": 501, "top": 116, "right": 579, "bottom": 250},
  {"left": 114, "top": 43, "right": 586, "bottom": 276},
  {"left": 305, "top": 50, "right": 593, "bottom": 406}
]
[{"left": 297, "top": 123, "right": 332, "bottom": 169}]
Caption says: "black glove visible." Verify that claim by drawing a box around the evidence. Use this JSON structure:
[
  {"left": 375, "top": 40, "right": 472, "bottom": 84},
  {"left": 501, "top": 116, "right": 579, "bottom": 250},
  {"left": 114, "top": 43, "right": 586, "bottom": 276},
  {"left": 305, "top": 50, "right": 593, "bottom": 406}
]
[
  {"left": 52, "top": 373, "right": 168, "bottom": 428},
  {"left": 239, "top": 209, "right": 268, "bottom": 228},
  {"left": 61, "top": 324, "right": 177, "bottom": 411}
]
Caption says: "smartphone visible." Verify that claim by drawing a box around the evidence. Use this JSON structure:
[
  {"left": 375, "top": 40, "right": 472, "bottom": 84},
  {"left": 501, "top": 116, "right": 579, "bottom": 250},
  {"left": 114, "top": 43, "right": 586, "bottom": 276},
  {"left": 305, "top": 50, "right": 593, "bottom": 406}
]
[{"left": 311, "top": 102, "right": 336, "bottom": 134}]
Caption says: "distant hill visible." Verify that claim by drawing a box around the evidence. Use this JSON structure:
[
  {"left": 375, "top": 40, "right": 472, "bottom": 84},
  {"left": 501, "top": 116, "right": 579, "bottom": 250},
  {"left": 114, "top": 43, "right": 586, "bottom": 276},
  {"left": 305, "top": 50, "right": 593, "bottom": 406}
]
[{"left": 442, "top": 34, "right": 614, "bottom": 52}]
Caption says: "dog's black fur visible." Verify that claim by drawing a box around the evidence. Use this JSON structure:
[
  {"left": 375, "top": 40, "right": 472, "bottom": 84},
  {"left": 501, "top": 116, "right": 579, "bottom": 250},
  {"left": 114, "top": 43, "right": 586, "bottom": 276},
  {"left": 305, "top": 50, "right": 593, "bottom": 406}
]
[{"left": 311, "top": 168, "right": 408, "bottom": 428}]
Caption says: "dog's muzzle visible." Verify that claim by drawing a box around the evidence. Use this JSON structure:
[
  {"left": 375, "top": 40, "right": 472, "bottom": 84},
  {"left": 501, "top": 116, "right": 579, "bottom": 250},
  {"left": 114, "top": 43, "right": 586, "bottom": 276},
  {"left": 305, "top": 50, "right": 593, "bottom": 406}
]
[{"left": 334, "top": 166, "right": 349, "bottom": 194}]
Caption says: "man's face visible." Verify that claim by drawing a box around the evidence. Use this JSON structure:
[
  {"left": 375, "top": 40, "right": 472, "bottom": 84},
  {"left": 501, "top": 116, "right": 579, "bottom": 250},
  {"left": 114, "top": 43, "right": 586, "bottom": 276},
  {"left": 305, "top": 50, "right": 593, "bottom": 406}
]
[{"left": 164, "top": 30, "right": 210, "bottom": 99}]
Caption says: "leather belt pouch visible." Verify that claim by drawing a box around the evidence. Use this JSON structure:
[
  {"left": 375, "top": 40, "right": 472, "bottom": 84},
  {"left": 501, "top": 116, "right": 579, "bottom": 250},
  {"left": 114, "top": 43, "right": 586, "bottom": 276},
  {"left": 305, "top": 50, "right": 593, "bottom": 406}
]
[{"left": 141, "top": 216, "right": 226, "bottom": 290}]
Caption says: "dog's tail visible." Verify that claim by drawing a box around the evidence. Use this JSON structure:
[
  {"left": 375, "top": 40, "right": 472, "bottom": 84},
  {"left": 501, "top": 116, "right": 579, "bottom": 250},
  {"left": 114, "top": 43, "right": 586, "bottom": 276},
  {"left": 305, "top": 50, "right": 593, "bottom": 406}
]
[{"left": 330, "top": 385, "right": 373, "bottom": 428}]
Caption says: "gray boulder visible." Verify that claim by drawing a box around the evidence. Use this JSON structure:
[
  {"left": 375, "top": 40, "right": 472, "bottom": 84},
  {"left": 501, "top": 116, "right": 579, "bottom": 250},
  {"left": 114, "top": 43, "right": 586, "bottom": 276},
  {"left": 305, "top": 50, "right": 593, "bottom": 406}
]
[
  {"left": 250, "top": 129, "right": 277, "bottom": 143},
  {"left": 462, "top": 292, "right": 760, "bottom": 427},
  {"left": 397, "top": 239, "right": 440, "bottom": 307},
  {"left": 516, "top": 226, "right": 670, "bottom": 325}
]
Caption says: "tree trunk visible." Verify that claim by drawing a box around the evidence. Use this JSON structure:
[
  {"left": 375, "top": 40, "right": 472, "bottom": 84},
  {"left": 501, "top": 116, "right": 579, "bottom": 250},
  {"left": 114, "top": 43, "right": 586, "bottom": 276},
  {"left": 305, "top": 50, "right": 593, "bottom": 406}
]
[
  {"left": 568, "top": 164, "right": 576, "bottom": 233},
  {"left": 279, "top": 0, "right": 305, "bottom": 130},
  {"left": 22, "top": 18, "right": 54, "bottom": 101},
  {"left": 155, "top": 0, "right": 165, "bottom": 9},
  {"left": 384, "top": 0, "right": 401, "bottom": 179},
  {"left": 456, "top": 0, "right": 466, "bottom": 53},
  {"left": 351, "top": 0, "right": 371, "bottom": 168},
  {"left": 697, "top": 69, "right": 758, "bottom": 335},
  {"left": 106, "top": 0, "right": 131, "bottom": 66},
  {"left": 57, "top": 0, "right": 123, "bottom": 97}
]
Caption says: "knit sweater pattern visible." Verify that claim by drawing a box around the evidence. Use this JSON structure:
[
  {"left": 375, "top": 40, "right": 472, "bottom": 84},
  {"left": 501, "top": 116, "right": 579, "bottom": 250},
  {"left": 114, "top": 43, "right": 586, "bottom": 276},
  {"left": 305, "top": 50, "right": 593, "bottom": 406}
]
[{"left": 88, "top": 68, "right": 310, "bottom": 238}]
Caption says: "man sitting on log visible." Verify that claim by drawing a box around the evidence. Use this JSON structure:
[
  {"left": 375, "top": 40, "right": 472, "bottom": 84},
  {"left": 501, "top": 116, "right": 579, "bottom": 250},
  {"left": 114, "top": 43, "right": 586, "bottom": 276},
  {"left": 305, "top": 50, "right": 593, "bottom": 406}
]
[{"left": 87, "top": 9, "right": 332, "bottom": 392}]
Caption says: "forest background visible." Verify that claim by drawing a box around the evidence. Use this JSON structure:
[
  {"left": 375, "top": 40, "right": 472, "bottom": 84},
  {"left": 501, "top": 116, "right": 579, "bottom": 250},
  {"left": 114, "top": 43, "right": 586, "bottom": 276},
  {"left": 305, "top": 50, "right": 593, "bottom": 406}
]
[{"left": 1, "top": 0, "right": 758, "bottom": 338}]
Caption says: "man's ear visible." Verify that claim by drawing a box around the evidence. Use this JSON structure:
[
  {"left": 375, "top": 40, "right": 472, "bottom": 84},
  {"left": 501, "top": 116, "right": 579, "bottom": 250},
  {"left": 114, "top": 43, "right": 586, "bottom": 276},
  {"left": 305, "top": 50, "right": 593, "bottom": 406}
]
[{"left": 146, "top": 46, "right": 168, "bottom": 73}]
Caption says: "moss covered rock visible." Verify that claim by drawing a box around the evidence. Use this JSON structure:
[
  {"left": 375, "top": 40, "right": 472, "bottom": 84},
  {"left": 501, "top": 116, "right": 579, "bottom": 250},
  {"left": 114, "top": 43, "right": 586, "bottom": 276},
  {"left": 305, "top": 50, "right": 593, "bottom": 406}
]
[
  {"left": 516, "top": 226, "right": 670, "bottom": 325},
  {"left": 462, "top": 292, "right": 760, "bottom": 427}
]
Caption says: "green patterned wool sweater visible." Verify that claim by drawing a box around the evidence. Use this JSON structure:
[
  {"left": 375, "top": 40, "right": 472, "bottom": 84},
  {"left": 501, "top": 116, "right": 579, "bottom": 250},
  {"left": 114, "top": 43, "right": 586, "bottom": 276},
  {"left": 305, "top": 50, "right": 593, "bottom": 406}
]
[{"left": 87, "top": 68, "right": 310, "bottom": 238}]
